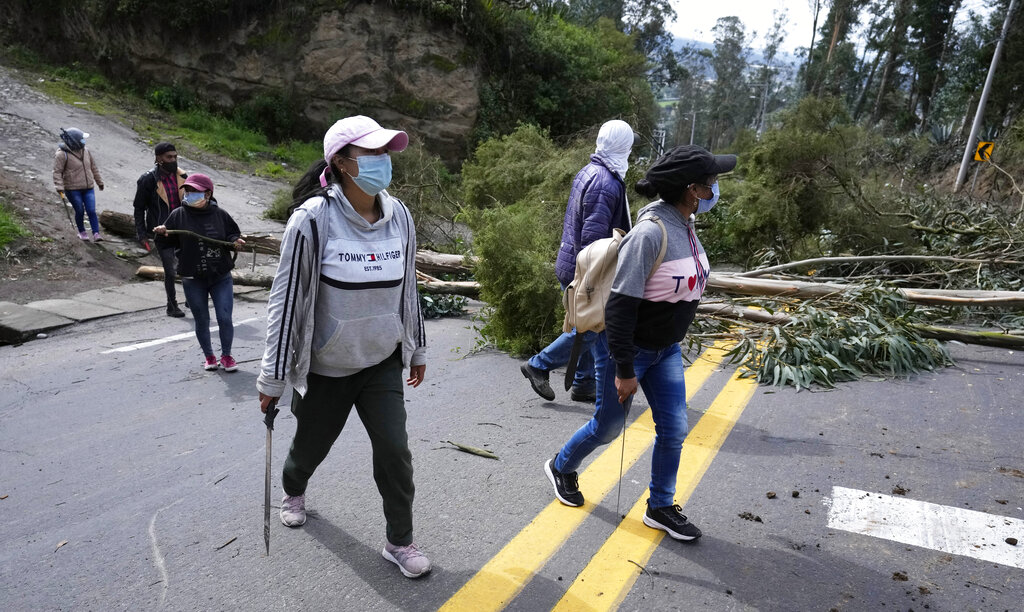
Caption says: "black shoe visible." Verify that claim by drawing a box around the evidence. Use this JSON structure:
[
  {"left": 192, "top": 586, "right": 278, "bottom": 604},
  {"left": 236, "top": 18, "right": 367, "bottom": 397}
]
[
  {"left": 643, "top": 500, "right": 702, "bottom": 541},
  {"left": 167, "top": 303, "right": 185, "bottom": 318},
  {"left": 570, "top": 385, "right": 596, "bottom": 403},
  {"left": 521, "top": 363, "right": 555, "bottom": 401},
  {"left": 545, "top": 456, "right": 584, "bottom": 507}
]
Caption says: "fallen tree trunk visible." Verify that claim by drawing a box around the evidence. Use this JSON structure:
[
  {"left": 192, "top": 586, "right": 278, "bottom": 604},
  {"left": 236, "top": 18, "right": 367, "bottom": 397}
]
[
  {"left": 709, "top": 274, "right": 1024, "bottom": 307},
  {"left": 909, "top": 324, "right": 1024, "bottom": 349},
  {"left": 696, "top": 302, "right": 794, "bottom": 324},
  {"left": 737, "top": 254, "right": 1024, "bottom": 277},
  {"left": 139, "top": 265, "right": 482, "bottom": 296},
  {"left": 415, "top": 251, "right": 477, "bottom": 275},
  {"left": 137, "top": 265, "right": 274, "bottom": 287},
  {"left": 101, "top": 210, "right": 282, "bottom": 255},
  {"left": 106, "top": 210, "right": 478, "bottom": 274}
]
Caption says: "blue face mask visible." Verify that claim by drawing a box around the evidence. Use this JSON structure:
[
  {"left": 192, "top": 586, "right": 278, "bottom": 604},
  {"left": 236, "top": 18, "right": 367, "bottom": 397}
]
[
  {"left": 183, "top": 191, "right": 207, "bottom": 207},
  {"left": 696, "top": 181, "right": 719, "bottom": 214},
  {"left": 350, "top": 153, "right": 393, "bottom": 196}
]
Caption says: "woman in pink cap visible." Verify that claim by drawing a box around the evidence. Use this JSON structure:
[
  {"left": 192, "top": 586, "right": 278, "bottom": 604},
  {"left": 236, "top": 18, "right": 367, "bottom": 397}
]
[
  {"left": 154, "top": 173, "right": 246, "bottom": 371},
  {"left": 256, "top": 116, "right": 430, "bottom": 578}
]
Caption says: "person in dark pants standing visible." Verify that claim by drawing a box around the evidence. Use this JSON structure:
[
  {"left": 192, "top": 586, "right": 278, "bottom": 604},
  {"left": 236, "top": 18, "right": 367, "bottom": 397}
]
[
  {"left": 134, "top": 142, "right": 187, "bottom": 317},
  {"left": 154, "top": 173, "right": 245, "bottom": 372},
  {"left": 256, "top": 116, "right": 430, "bottom": 579}
]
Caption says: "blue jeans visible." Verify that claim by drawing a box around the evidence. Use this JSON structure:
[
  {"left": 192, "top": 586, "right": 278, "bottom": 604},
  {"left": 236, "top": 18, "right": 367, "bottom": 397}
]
[
  {"left": 554, "top": 333, "right": 688, "bottom": 508},
  {"left": 528, "top": 329, "right": 597, "bottom": 391},
  {"left": 528, "top": 284, "right": 596, "bottom": 391},
  {"left": 64, "top": 188, "right": 99, "bottom": 234},
  {"left": 182, "top": 272, "right": 234, "bottom": 357}
]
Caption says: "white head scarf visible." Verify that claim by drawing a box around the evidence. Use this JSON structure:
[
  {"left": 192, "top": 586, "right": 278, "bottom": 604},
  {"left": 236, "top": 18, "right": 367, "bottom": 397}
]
[{"left": 594, "top": 119, "right": 634, "bottom": 179}]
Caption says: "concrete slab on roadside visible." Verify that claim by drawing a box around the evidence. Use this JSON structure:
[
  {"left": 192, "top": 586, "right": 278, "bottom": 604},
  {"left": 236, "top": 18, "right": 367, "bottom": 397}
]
[
  {"left": 71, "top": 285, "right": 164, "bottom": 313},
  {"left": 23, "top": 298, "right": 122, "bottom": 322},
  {"left": 0, "top": 301, "right": 74, "bottom": 344},
  {"left": 105, "top": 281, "right": 169, "bottom": 305}
]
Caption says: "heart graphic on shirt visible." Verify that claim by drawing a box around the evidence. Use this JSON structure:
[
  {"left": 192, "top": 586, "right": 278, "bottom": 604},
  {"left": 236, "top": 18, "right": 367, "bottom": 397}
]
[{"left": 688, "top": 275, "right": 696, "bottom": 291}]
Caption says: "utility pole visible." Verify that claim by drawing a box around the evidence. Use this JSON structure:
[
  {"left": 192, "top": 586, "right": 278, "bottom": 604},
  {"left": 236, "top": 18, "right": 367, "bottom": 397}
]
[{"left": 954, "top": 0, "right": 1018, "bottom": 192}]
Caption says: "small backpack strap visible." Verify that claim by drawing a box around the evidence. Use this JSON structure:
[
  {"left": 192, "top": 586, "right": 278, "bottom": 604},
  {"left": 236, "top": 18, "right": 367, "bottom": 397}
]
[{"left": 639, "top": 214, "right": 669, "bottom": 280}]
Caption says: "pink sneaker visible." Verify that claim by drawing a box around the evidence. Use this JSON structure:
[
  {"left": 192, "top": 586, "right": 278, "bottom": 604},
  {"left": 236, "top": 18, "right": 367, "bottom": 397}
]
[
  {"left": 220, "top": 355, "right": 238, "bottom": 372},
  {"left": 77, "top": 231, "right": 89, "bottom": 240},
  {"left": 382, "top": 542, "right": 432, "bottom": 578},
  {"left": 203, "top": 355, "right": 219, "bottom": 371},
  {"left": 91, "top": 232, "right": 103, "bottom": 242}
]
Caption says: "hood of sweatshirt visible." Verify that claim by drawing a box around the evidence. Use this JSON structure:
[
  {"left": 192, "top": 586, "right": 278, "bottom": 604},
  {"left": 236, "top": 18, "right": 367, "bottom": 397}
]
[{"left": 327, "top": 183, "right": 395, "bottom": 230}]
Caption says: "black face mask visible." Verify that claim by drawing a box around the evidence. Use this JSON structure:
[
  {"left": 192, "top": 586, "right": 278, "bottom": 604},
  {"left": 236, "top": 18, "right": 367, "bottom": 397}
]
[{"left": 159, "top": 161, "right": 178, "bottom": 175}]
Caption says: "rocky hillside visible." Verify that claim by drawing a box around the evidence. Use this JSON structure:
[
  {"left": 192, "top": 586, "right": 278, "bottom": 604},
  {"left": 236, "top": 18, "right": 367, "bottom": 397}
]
[{"left": 3, "top": 2, "right": 480, "bottom": 161}]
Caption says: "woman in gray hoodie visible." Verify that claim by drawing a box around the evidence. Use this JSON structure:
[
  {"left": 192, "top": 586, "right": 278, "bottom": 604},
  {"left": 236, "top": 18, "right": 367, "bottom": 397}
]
[{"left": 256, "top": 116, "right": 429, "bottom": 579}]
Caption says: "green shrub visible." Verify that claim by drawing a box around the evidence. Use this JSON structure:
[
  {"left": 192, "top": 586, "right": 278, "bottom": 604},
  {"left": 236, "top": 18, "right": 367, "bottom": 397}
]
[
  {"left": 232, "top": 91, "right": 308, "bottom": 142},
  {"left": 419, "top": 293, "right": 468, "bottom": 319},
  {"left": 462, "top": 123, "right": 620, "bottom": 354},
  {"left": 469, "top": 203, "right": 564, "bottom": 356},
  {"left": 148, "top": 84, "right": 197, "bottom": 112},
  {"left": 712, "top": 97, "right": 888, "bottom": 263}
]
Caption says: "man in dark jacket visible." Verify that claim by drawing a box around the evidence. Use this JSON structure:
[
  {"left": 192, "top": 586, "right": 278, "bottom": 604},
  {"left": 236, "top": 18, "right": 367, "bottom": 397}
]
[
  {"left": 134, "top": 142, "right": 188, "bottom": 317},
  {"left": 521, "top": 120, "right": 635, "bottom": 402}
]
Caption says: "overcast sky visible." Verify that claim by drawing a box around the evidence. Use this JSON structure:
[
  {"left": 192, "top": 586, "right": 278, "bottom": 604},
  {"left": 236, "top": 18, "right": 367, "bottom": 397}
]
[{"left": 667, "top": 0, "right": 997, "bottom": 56}]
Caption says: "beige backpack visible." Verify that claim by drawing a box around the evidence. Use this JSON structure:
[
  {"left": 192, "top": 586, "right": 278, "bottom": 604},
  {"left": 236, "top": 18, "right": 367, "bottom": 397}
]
[{"left": 562, "top": 215, "right": 667, "bottom": 335}]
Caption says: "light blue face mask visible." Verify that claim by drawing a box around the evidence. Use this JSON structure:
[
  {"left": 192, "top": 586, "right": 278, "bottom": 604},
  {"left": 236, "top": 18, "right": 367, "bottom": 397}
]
[
  {"left": 183, "top": 191, "right": 207, "bottom": 207},
  {"left": 696, "top": 181, "right": 719, "bottom": 214},
  {"left": 350, "top": 153, "right": 393, "bottom": 196}
]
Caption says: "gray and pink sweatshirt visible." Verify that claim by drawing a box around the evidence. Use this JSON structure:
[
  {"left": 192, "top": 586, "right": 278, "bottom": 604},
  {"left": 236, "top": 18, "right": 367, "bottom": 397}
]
[{"left": 605, "top": 201, "right": 708, "bottom": 379}]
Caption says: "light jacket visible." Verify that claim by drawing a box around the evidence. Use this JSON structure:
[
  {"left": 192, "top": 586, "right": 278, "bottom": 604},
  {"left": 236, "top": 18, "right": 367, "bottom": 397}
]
[
  {"left": 256, "top": 184, "right": 426, "bottom": 398},
  {"left": 553, "top": 156, "right": 631, "bottom": 286},
  {"left": 52, "top": 145, "right": 103, "bottom": 191}
]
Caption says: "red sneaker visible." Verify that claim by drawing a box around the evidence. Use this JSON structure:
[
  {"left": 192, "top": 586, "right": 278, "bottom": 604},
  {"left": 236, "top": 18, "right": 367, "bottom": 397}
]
[
  {"left": 220, "top": 355, "right": 238, "bottom": 372},
  {"left": 204, "top": 355, "right": 219, "bottom": 371}
]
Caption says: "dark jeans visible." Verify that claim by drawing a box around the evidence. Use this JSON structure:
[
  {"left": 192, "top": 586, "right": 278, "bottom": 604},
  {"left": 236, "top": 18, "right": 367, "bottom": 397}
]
[
  {"left": 157, "top": 244, "right": 179, "bottom": 305},
  {"left": 182, "top": 272, "right": 234, "bottom": 358},
  {"left": 283, "top": 350, "right": 415, "bottom": 546},
  {"left": 64, "top": 188, "right": 98, "bottom": 234}
]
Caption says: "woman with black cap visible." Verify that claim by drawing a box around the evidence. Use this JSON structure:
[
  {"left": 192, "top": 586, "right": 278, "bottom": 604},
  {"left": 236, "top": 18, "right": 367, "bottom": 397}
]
[{"left": 544, "top": 144, "right": 735, "bottom": 542}]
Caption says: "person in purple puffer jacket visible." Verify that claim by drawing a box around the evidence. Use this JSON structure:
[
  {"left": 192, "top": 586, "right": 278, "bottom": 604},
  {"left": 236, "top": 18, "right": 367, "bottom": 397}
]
[{"left": 520, "top": 119, "right": 635, "bottom": 403}]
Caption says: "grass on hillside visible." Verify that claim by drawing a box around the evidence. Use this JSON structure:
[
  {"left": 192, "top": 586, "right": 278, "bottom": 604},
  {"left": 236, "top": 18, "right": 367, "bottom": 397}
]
[
  {"left": 4, "top": 45, "right": 320, "bottom": 185},
  {"left": 0, "top": 196, "right": 29, "bottom": 248}
]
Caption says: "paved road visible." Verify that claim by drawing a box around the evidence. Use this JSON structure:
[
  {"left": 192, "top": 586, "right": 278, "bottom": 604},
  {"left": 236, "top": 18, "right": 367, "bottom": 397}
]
[{"left": 1, "top": 301, "right": 1022, "bottom": 611}]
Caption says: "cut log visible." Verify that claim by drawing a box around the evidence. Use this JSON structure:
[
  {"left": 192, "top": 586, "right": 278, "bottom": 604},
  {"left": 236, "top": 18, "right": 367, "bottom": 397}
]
[
  {"left": 709, "top": 273, "right": 1024, "bottom": 308},
  {"left": 416, "top": 251, "right": 477, "bottom": 275},
  {"left": 909, "top": 324, "right": 1024, "bottom": 349},
  {"left": 137, "top": 265, "right": 482, "bottom": 296},
  {"left": 136, "top": 265, "right": 273, "bottom": 287},
  {"left": 106, "top": 210, "right": 480, "bottom": 272},
  {"left": 101, "top": 210, "right": 282, "bottom": 254},
  {"left": 418, "top": 280, "right": 480, "bottom": 297},
  {"left": 696, "top": 302, "right": 794, "bottom": 324}
]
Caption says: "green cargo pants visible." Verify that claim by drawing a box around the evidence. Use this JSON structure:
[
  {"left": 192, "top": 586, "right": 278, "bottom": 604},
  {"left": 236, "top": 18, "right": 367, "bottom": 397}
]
[{"left": 282, "top": 349, "right": 415, "bottom": 546}]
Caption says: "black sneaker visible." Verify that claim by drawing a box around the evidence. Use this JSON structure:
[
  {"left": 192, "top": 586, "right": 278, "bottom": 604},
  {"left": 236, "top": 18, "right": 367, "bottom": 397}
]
[
  {"left": 570, "top": 385, "right": 596, "bottom": 403},
  {"left": 521, "top": 363, "right": 555, "bottom": 401},
  {"left": 167, "top": 303, "right": 185, "bottom": 318},
  {"left": 643, "top": 500, "right": 702, "bottom": 541},
  {"left": 545, "top": 456, "right": 584, "bottom": 507}
]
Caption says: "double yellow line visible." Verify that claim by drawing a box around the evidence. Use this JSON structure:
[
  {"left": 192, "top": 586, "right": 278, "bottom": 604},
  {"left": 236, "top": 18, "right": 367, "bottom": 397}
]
[{"left": 441, "top": 345, "right": 757, "bottom": 611}]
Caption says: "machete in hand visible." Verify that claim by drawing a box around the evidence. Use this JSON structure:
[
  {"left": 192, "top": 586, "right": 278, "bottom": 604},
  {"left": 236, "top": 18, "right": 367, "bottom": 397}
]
[{"left": 263, "top": 398, "right": 280, "bottom": 556}]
